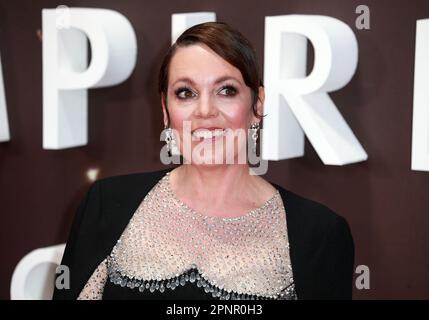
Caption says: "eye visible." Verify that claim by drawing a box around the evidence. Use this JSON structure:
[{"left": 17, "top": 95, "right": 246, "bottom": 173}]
[
  {"left": 175, "top": 87, "right": 196, "bottom": 100},
  {"left": 218, "top": 85, "right": 237, "bottom": 96}
]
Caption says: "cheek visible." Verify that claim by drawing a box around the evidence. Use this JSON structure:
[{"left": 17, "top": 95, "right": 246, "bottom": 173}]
[
  {"left": 219, "top": 101, "right": 252, "bottom": 129},
  {"left": 168, "top": 105, "right": 191, "bottom": 130}
]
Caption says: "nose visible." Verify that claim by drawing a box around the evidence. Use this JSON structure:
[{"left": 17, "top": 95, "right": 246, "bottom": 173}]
[{"left": 194, "top": 93, "right": 218, "bottom": 118}]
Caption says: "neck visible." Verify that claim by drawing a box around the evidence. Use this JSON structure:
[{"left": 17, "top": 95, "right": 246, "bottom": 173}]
[{"left": 172, "top": 164, "right": 254, "bottom": 207}]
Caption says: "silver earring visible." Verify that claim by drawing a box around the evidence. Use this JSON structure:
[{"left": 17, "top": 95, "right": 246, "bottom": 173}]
[
  {"left": 250, "top": 122, "right": 259, "bottom": 153},
  {"left": 164, "top": 126, "right": 179, "bottom": 156}
]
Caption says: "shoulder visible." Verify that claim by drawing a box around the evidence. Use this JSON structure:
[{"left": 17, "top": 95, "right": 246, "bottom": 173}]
[
  {"left": 272, "top": 184, "right": 355, "bottom": 299},
  {"left": 273, "top": 183, "right": 354, "bottom": 259},
  {"left": 91, "top": 168, "right": 172, "bottom": 204},
  {"left": 274, "top": 183, "right": 350, "bottom": 234},
  {"left": 53, "top": 168, "right": 173, "bottom": 299},
  {"left": 94, "top": 167, "right": 171, "bottom": 192}
]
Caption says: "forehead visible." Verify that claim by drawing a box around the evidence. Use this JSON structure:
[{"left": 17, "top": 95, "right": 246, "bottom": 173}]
[{"left": 168, "top": 43, "right": 244, "bottom": 85}]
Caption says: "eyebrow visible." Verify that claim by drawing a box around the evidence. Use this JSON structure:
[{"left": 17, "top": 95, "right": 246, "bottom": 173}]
[{"left": 172, "top": 76, "right": 241, "bottom": 87}]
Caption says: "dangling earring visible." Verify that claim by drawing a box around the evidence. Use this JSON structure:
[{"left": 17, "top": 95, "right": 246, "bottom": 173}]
[
  {"left": 164, "top": 126, "right": 179, "bottom": 156},
  {"left": 250, "top": 122, "right": 260, "bottom": 154}
]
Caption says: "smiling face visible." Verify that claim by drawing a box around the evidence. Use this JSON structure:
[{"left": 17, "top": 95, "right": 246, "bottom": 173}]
[{"left": 162, "top": 43, "right": 264, "bottom": 165}]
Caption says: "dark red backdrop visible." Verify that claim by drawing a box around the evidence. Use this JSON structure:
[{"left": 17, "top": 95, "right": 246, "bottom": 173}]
[{"left": 0, "top": 0, "right": 428, "bottom": 299}]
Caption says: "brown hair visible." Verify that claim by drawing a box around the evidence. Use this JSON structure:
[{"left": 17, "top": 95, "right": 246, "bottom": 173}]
[{"left": 158, "top": 22, "right": 263, "bottom": 122}]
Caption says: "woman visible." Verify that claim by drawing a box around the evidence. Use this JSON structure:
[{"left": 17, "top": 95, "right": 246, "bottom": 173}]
[{"left": 53, "top": 22, "right": 354, "bottom": 300}]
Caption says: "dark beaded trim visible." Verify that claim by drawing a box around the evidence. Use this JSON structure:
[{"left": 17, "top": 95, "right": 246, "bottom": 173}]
[{"left": 107, "top": 257, "right": 297, "bottom": 300}]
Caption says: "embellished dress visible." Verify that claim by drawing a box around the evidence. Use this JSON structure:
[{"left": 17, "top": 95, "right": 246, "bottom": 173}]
[{"left": 77, "top": 172, "right": 297, "bottom": 300}]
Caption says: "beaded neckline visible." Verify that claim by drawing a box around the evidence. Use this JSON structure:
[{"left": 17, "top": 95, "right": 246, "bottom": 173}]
[
  {"left": 77, "top": 172, "right": 297, "bottom": 300},
  {"left": 163, "top": 171, "right": 280, "bottom": 222},
  {"left": 107, "top": 256, "right": 297, "bottom": 300}
]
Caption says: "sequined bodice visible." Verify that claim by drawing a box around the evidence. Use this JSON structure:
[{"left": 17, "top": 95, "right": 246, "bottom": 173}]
[{"left": 78, "top": 172, "right": 297, "bottom": 300}]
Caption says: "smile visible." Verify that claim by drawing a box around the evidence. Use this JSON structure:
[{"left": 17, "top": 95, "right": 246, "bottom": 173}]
[{"left": 191, "top": 128, "right": 227, "bottom": 140}]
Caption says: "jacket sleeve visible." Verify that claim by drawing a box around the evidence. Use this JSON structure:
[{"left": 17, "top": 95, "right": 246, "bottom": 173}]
[
  {"left": 52, "top": 181, "right": 102, "bottom": 300},
  {"left": 321, "top": 215, "right": 355, "bottom": 299}
]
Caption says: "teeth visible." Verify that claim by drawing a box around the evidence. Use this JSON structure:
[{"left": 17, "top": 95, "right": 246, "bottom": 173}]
[{"left": 192, "top": 129, "right": 225, "bottom": 139}]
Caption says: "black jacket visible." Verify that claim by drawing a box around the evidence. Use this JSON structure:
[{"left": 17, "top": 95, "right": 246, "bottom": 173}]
[{"left": 52, "top": 168, "right": 355, "bottom": 300}]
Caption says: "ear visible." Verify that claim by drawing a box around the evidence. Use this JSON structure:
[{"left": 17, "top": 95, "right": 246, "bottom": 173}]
[
  {"left": 161, "top": 94, "right": 169, "bottom": 128},
  {"left": 252, "top": 86, "right": 265, "bottom": 124}
]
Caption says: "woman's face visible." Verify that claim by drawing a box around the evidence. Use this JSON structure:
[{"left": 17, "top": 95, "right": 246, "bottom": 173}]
[{"left": 162, "top": 43, "right": 264, "bottom": 165}]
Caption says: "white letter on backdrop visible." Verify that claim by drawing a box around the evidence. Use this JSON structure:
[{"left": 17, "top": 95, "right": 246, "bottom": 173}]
[
  {"left": 171, "top": 12, "right": 216, "bottom": 44},
  {"left": 263, "top": 15, "right": 367, "bottom": 165},
  {"left": 412, "top": 19, "right": 429, "bottom": 172},
  {"left": 42, "top": 7, "right": 137, "bottom": 149},
  {"left": 10, "top": 244, "right": 66, "bottom": 300},
  {"left": 0, "top": 51, "right": 10, "bottom": 142}
]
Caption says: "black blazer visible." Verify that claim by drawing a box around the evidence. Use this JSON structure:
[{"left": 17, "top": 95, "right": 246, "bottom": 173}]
[{"left": 52, "top": 168, "right": 355, "bottom": 300}]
